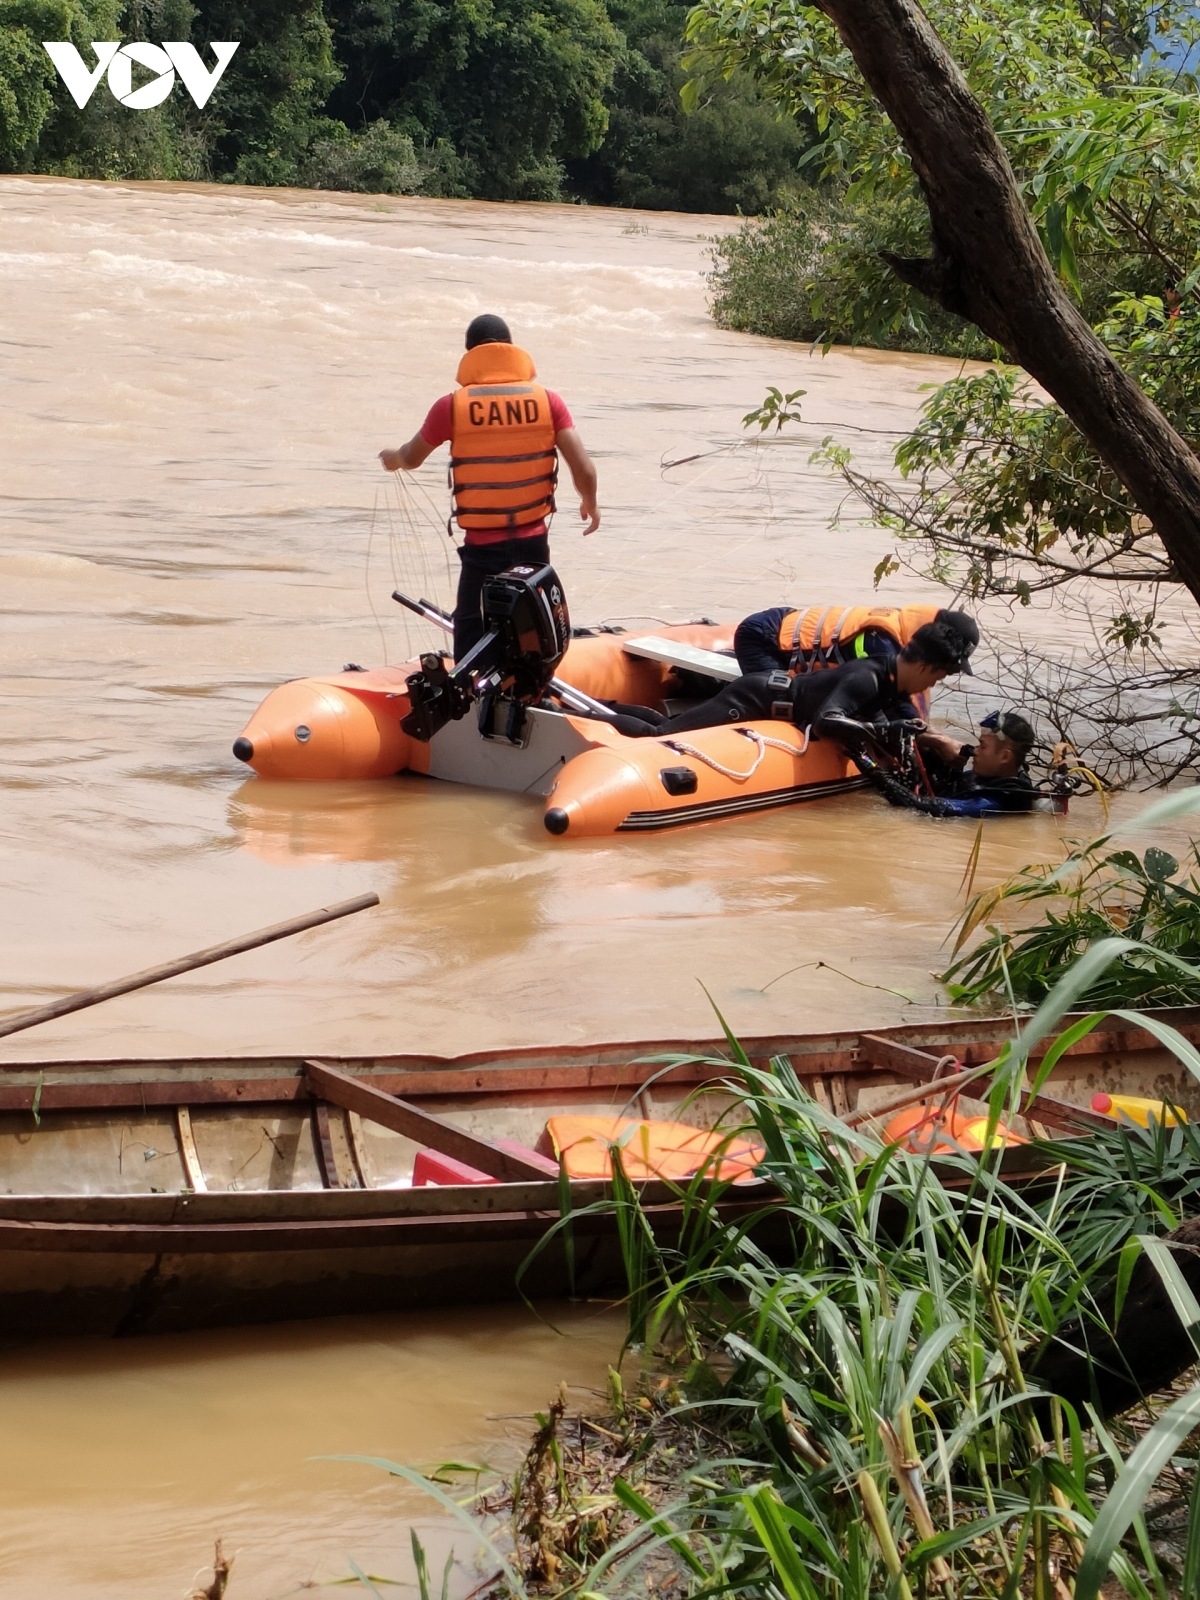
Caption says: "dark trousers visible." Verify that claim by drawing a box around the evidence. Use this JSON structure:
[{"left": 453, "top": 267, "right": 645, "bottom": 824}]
[
  {"left": 615, "top": 674, "right": 782, "bottom": 737},
  {"left": 454, "top": 534, "right": 550, "bottom": 661},
  {"left": 658, "top": 673, "right": 780, "bottom": 733},
  {"left": 733, "top": 609, "right": 790, "bottom": 674}
]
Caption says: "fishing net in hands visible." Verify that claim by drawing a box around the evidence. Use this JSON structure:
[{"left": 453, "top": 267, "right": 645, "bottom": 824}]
[{"left": 364, "top": 469, "right": 459, "bottom": 666}]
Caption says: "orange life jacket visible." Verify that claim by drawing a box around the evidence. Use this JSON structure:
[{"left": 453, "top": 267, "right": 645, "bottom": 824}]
[
  {"left": 449, "top": 344, "right": 558, "bottom": 533},
  {"left": 540, "top": 1115, "right": 763, "bottom": 1183},
  {"left": 777, "top": 604, "right": 941, "bottom": 672}
]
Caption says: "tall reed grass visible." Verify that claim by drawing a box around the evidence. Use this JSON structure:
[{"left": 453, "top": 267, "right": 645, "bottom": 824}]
[
  {"left": 356, "top": 1001, "right": 1200, "bottom": 1597},
  {"left": 580, "top": 1019, "right": 1200, "bottom": 1600},
  {"left": 944, "top": 797, "right": 1200, "bottom": 1009}
]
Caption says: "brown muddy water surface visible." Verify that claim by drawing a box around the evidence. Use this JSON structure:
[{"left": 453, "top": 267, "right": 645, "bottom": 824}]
[
  {"left": 0, "top": 1301, "right": 624, "bottom": 1598},
  {"left": 0, "top": 176, "right": 1113, "bottom": 1064},
  {"left": 0, "top": 178, "right": 1169, "bottom": 1598}
]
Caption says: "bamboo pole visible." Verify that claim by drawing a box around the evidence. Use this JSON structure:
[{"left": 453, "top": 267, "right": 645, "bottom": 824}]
[{"left": 0, "top": 893, "right": 380, "bottom": 1041}]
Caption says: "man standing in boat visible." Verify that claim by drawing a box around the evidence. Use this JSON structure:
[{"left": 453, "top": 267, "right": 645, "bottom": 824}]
[{"left": 380, "top": 314, "right": 600, "bottom": 661}]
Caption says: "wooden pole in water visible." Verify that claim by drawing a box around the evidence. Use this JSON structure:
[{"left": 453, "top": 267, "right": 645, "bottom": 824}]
[{"left": 0, "top": 892, "right": 380, "bottom": 1042}]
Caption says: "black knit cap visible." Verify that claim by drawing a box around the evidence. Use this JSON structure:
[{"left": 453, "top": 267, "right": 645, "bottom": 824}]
[{"left": 465, "top": 313, "right": 512, "bottom": 349}]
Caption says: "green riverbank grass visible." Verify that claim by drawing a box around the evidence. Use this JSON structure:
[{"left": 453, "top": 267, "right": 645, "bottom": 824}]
[{"left": 348, "top": 1021, "right": 1200, "bottom": 1597}]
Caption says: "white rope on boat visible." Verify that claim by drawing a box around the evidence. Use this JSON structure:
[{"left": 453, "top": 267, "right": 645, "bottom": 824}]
[
  {"left": 740, "top": 725, "right": 812, "bottom": 758},
  {"left": 662, "top": 724, "right": 811, "bottom": 782}
]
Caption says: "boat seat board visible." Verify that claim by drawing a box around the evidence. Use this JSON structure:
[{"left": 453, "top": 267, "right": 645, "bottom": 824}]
[
  {"left": 306, "top": 1061, "right": 553, "bottom": 1183},
  {"left": 621, "top": 636, "right": 742, "bottom": 682}
]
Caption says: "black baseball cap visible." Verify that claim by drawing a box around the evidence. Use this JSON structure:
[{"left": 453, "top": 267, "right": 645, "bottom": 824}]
[
  {"left": 936, "top": 610, "right": 979, "bottom": 673},
  {"left": 908, "top": 613, "right": 978, "bottom": 674}
]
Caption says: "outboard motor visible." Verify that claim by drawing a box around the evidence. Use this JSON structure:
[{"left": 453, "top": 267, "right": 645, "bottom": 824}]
[{"left": 401, "top": 564, "right": 571, "bottom": 743}]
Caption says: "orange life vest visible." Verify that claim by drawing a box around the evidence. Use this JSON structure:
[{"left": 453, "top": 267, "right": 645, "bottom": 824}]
[
  {"left": 540, "top": 1115, "right": 763, "bottom": 1183},
  {"left": 777, "top": 604, "right": 941, "bottom": 672},
  {"left": 449, "top": 344, "right": 558, "bottom": 532}
]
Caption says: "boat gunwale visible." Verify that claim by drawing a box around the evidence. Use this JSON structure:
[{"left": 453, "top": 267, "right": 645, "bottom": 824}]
[
  {"left": 0, "top": 1191, "right": 780, "bottom": 1252},
  {"left": 0, "top": 1007, "right": 1194, "bottom": 1110},
  {"left": 0, "top": 1149, "right": 1062, "bottom": 1248}
]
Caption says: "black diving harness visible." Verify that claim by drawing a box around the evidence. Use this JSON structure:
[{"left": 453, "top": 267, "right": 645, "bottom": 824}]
[{"left": 843, "top": 720, "right": 959, "bottom": 816}]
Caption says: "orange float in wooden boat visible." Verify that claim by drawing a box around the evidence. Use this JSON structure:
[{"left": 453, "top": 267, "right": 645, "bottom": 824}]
[
  {"left": 883, "top": 1101, "right": 1027, "bottom": 1154},
  {"left": 540, "top": 1114, "right": 764, "bottom": 1182}
]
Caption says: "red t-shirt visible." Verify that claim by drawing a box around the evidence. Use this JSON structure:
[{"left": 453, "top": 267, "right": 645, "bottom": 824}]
[{"left": 420, "top": 390, "right": 573, "bottom": 544}]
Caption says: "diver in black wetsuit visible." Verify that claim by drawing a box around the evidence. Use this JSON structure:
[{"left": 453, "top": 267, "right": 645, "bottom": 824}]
[
  {"left": 612, "top": 615, "right": 978, "bottom": 741},
  {"left": 919, "top": 710, "right": 1038, "bottom": 815}
]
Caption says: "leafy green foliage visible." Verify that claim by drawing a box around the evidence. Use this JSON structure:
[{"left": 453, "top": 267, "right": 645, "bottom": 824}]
[
  {"left": 682, "top": 0, "right": 1193, "bottom": 268},
  {"left": 701, "top": 0, "right": 1200, "bottom": 352},
  {"left": 944, "top": 833, "right": 1200, "bottom": 1008},
  {"left": 742, "top": 383, "right": 804, "bottom": 432},
  {"left": 824, "top": 297, "right": 1200, "bottom": 614},
  {"left": 0, "top": 0, "right": 74, "bottom": 167},
  {"left": 302, "top": 117, "right": 421, "bottom": 192},
  {"left": 6, "top": 0, "right": 814, "bottom": 206},
  {"left": 31, "top": 0, "right": 211, "bottom": 181},
  {"left": 710, "top": 188, "right": 997, "bottom": 353},
  {"left": 10, "top": 0, "right": 338, "bottom": 181},
  {"left": 322, "top": 0, "right": 621, "bottom": 200},
  {"left": 193, "top": 0, "right": 341, "bottom": 186},
  {"left": 568, "top": 0, "right": 806, "bottom": 213},
  {"left": 1037, "top": 1112, "right": 1200, "bottom": 1276}
]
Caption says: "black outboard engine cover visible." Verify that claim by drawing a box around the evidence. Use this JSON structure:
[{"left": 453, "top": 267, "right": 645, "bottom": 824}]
[
  {"left": 478, "top": 564, "right": 570, "bottom": 699},
  {"left": 401, "top": 564, "right": 570, "bottom": 742}
]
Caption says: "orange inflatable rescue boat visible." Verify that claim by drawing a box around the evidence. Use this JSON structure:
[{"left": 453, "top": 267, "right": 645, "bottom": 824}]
[
  {"left": 231, "top": 576, "right": 947, "bottom": 838},
  {"left": 233, "top": 633, "right": 892, "bottom": 839}
]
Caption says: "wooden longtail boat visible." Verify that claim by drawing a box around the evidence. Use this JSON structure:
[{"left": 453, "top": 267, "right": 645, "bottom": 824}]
[{"left": 1, "top": 1011, "right": 1196, "bottom": 1338}]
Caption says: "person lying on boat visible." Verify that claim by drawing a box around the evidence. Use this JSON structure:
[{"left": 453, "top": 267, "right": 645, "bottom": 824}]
[
  {"left": 732, "top": 602, "right": 978, "bottom": 676},
  {"left": 918, "top": 710, "right": 1038, "bottom": 815},
  {"left": 379, "top": 313, "right": 600, "bottom": 661},
  {"left": 607, "top": 613, "right": 977, "bottom": 737}
]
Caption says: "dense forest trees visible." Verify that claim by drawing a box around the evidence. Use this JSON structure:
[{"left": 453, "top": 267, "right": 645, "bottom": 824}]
[{"left": 0, "top": 0, "right": 809, "bottom": 206}]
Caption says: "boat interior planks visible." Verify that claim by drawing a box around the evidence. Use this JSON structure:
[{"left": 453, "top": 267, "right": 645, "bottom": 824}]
[{"left": 0, "top": 1010, "right": 1196, "bottom": 1338}]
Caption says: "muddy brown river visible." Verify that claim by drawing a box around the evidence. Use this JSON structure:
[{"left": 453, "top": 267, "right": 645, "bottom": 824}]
[
  {"left": 0, "top": 1302, "right": 625, "bottom": 1598},
  {"left": 0, "top": 176, "right": 1101, "bottom": 1064},
  {"left": 0, "top": 177, "right": 1134, "bottom": 1596}
]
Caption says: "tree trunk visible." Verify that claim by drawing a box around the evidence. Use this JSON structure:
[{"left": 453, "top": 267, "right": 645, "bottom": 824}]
[
  {"left": 1029, "top": 1216, "right": 1200, "bottom": 1419},
  {"left": 815, "top": 0, "right": 1200, "bottom": 607}
]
